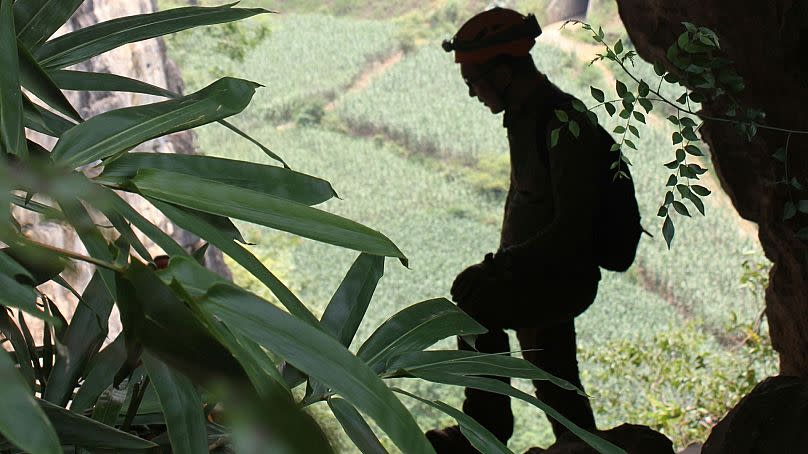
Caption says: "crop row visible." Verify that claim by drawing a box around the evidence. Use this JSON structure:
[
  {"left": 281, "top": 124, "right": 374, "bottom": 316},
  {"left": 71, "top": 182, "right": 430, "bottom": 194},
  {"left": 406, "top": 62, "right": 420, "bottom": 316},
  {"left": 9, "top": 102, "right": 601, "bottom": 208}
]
[{"left": 167, "top": 13, "right": 398, "bottom": 122}]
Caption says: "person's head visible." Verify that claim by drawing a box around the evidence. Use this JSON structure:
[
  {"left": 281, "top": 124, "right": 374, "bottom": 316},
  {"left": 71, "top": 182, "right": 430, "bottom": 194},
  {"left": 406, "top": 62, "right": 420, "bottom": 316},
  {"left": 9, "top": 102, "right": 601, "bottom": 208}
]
[{"left": 443, "top": 8, "right": 542, "bottom": 113}]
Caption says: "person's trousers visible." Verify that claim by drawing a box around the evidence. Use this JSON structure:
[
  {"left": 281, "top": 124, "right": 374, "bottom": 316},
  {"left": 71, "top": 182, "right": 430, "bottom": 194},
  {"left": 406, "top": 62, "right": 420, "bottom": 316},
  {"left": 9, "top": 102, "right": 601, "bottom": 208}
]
[
  {"left": 456, "top": 265, "right": 600, "bottom": 443},
  {"left": 459, "top": 321, "right": 596, "bottom": 443}
]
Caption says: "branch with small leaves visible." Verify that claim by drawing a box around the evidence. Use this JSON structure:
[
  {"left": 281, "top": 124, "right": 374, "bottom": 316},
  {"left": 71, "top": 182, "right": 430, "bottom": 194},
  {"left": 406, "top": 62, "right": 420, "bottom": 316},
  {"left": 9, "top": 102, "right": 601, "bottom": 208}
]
[{"left": 558, "top": 20, "right": 808, "bottom": 248}]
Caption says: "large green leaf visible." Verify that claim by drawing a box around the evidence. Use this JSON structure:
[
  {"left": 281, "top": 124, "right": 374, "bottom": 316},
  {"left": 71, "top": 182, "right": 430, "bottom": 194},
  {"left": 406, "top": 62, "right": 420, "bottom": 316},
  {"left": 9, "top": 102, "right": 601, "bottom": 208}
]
[
  {"left": 18, "top": 42, "right": 81, "bottom": 121},
  {"left": 321, "top": 253, "right": 385, "bottom": 346},
  {"left": 99, "top": 153, "right": 336, "bottom": 206},
  {"left": 135, "top": 169, "right": 406, "bottom": 262},
  {"left": 35, "top": 4, "right": 271, "bottom": 69},
  {"left": 328, "top": 397, "right": 388, "bottom": 454},
  {"left": 23, "top": 95, "right": 75, "bottom": 137},
  {"left": 394, "top": 388, "right": 513, "bottom": 454},
  {"left": 0, "top": 0, "right": 28, "bottom": 157},
  {"left": 199, "top": 285, "right": 435, "bottom": 454},
  {"left": 39, "top": 399, "right": 156, "bottom": 451},
  {"left": 412, "top": 371, "right": 625, "bottom": 454},
  {"left": 149, "top": 198, "right": 319, "bottom": 326},
  {"left": 44, "top": 272, "right": 114, "bottom": 407},
  {"left": 0, "top": 350, "right": 60, "bottom": 454},
  {"left": 48, "top": 71, "right": 288, "bottom": 167},
  {"left": 13, "top": 0, "right": 83, "bottom": 49},
  {"left": 70, "top": 335, "right": 126, "bottom": 414},
  {"left": 142, "top": 353, "right": 208, "bottom": 454},
  {"left": 384, "top": 350, "right": 585, "bottom": 396},
  {"left": 357, "top": 299, "right": 487, "bottom": 373},
  {"left": 51, "top": 77, "right": 259, "bottom": 168}
]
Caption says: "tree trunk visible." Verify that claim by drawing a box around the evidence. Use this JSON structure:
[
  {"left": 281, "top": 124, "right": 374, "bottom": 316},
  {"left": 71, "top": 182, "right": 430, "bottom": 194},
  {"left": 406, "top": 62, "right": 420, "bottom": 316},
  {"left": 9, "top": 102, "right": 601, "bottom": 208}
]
[{"left": 614, "top": 0, "right": 808, "bottom": 376}]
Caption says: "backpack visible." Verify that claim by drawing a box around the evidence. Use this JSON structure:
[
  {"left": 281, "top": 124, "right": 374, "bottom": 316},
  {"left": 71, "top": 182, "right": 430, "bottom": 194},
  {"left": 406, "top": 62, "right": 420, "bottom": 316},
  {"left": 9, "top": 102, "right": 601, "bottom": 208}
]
[
  {"left": 591, "top": 124, "right": 643, "bottom": 272},
  {"left": 539, "top": 90, "right": 643, "bottom": 272}
]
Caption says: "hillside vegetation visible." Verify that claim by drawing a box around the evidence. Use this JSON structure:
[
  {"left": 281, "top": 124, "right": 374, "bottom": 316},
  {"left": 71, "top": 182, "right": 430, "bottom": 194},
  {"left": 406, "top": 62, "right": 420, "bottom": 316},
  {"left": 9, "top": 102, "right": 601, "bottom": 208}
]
[{"left": 160, "top": 1, "right": 777, "bottom": 450}]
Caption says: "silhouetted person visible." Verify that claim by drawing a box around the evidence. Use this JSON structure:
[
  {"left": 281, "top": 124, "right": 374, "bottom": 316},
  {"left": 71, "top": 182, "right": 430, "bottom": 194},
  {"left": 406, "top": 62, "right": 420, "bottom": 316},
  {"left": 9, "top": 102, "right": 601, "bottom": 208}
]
[{"left": 428, "top": 7, "right": 642, "bottom": 452}]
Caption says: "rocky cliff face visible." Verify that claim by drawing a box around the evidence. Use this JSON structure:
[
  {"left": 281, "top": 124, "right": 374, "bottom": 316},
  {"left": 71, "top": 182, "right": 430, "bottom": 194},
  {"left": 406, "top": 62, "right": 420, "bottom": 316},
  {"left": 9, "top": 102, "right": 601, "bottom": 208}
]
[
  {"left": 615, "top": 0, "right": 808, "bottom": 378},
  {"left": 16, "top": 0, "right": 230, "bottom": 338}
]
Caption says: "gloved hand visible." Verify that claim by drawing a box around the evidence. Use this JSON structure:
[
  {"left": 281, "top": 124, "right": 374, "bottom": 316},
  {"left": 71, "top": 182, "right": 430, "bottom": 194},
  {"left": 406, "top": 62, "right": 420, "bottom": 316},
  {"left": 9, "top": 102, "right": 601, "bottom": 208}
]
[{"left": 450, "top": 251, "right": 512, "bottom": 304}]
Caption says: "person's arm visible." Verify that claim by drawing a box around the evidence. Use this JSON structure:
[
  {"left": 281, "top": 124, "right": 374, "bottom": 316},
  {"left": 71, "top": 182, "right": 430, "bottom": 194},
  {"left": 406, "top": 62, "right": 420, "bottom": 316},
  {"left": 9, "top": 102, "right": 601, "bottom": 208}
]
[{"left": 500, "top": 112, "right": 600, "bottom": 265}]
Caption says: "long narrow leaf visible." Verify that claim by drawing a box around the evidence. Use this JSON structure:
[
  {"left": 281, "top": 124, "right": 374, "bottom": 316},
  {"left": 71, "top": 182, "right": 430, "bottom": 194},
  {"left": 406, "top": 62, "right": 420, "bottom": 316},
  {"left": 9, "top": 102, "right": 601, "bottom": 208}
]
[
  {"left": 104, "top": 208, "right": 153, "bottom": 263},
  {"left": 412, "top": 371, "right": 625, "bottom": 454},
  {"left": 13, "top": 0, "right": 83, "bottom": 49},
  {"left": 10, "top": 194, "right": 63, "bottom": 220},
  {"left": 0, "top": 309, "right": 36, "bottom": 391},
  {"left": 136, "top": 169, "right": 406, "bottom": 262},
  {"left": 155, "top": 257, "right": 290, "bottom": 399},
  {"left": 116, "top": 263, "right": 246, "bottom": 386},
  {"left": 0, "top": 0, "right": 28, "bottom": 157},
  {"left": 44, "top": 272, "right": 115, "bottom": 407},
  {"left": 49, "top": 70, "right": 287, "bottom": 166},
  {"left": 39, "top": 399, "right": 157, "bottom": 450},
  {"left": 70, "top": 335, "right": 126, "bottom": 414},
  {"left": 142, "top": 353, "right": 208, "bottom": 454},
  {"left": 91, "top": 380, "right": 129, "bottom": 426},
  {"left": 0, "top": 350, "right": 60, "bottom": 454},
  {"left": 0, "top": 253, "right": 41, "bottom": 318},
  {"left": 307, "top": 254, "right": 385, "bottom": 402},
  {"left": 99, "top": 188, "right": 188, "bottom": 258},
  {"left": 18, "top": 41, "right": 80, "bottom": 121},
  {"left": 36, "top": 4, "right": 272, "bottom": 69},
  {"left": 51, "top": 69, "right": 175, "bottom": 98},
  {"left": 199, "top": 285, "right": 435, "bottom": 454},
  {"left": 51, "top": 77, "right": 259, "bottom": 169},
  {"left": 219, "top": 119, "right": 288, "bottom": 167},
  {"left": 385, "top": 350, "right": 585, "bottom": 396},
  {"left": 23, "top": 95, "right": 75, "bottom": 137},
  {"left": 357, "top": 299, "right": 487, "bottom": 373},
  {"left": 328, "top": 397, "right": 389, "bottom": 454},
  {"left": 321, "top": 253, "right": 385, "bottom": 346},
  {"left": 150, "top": 198, "right": 320, "bottom": 326},
  {"left": 393, "top": 388, "right": 513, "bottom": 454},
  {"left": 99, "top": 153, "right": 336, "bottom": 206},
  {"left": 58, "top": 198, "right": 116, "bottom": 295}
]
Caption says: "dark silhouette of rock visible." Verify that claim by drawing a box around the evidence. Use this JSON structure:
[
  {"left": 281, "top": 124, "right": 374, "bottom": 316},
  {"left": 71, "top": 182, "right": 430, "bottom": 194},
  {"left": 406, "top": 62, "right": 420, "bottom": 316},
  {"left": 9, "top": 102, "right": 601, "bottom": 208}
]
[
  {"left": 701, "top": 376, "right": 808, "bottom": 453},
  {"left": 524, "top": 424, "right": 674, "bottom": 453},
  {"left": 614, "top": 1, "right": 808, "bottom": 377}
]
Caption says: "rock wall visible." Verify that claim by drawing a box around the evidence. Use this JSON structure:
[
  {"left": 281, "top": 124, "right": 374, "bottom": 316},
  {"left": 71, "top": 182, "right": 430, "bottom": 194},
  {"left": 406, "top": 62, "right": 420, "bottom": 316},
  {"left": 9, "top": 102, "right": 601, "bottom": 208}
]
[
  {"left": 614, "top": 0, "right": 808, "bottom": 377},
  {"left": 16, "top": 0, "right": 231, "bottom": 339}
]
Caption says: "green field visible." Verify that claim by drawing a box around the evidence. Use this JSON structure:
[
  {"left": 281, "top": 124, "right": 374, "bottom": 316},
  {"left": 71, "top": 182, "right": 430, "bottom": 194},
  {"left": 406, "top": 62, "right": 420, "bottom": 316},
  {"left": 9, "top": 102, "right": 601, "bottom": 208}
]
[{"left": 160, "top": 5, "right": 777, "bottom": 452}]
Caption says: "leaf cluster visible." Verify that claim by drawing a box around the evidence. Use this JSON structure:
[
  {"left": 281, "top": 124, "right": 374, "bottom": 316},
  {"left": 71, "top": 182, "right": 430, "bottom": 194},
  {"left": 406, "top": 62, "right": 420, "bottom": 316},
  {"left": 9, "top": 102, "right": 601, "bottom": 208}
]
[{"left": 0, "top": 2, "right": 625, "bottom": 454}]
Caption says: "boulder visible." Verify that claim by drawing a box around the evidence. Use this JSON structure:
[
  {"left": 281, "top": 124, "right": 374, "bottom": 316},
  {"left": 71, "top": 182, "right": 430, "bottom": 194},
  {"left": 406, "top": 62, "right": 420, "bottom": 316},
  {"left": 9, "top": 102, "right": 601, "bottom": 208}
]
[
  {"left": 702, "top": 376, "right": 808, "bottom": 453},
  {"left": 525, "top": 424, "right": 674, "bottom": 454}
]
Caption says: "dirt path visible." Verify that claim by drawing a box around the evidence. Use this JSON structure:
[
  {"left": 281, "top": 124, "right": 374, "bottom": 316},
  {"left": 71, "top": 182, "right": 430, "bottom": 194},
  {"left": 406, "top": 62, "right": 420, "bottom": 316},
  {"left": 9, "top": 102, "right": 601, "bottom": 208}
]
[
  {"left": 276, "top": 50, "right": 404, "bottom": 131},
  {"left": 324, "top": 50, "right": 404, "bottom": 111}
]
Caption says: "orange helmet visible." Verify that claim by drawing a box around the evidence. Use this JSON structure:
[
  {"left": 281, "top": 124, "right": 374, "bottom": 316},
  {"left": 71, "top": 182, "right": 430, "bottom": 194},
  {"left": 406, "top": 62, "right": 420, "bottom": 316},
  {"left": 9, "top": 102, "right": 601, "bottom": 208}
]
[{"left": 442, "top": 8, "right": 542, "bottom": 64}]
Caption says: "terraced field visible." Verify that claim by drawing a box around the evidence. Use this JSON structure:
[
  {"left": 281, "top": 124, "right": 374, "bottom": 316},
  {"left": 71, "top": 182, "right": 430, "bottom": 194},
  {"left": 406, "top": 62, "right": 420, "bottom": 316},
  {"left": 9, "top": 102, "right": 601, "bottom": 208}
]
[{"left": 161, "top": 8, "right": 777, "bottom": 452}]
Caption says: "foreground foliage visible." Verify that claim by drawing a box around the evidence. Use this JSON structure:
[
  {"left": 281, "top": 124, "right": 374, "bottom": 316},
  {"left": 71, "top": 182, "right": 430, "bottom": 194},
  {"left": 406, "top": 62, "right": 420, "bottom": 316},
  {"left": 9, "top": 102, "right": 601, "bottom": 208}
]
[{"left": 0, "top": 1, "right": 627, "bottom": 453}]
